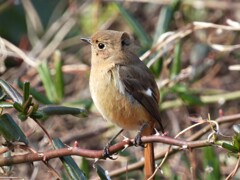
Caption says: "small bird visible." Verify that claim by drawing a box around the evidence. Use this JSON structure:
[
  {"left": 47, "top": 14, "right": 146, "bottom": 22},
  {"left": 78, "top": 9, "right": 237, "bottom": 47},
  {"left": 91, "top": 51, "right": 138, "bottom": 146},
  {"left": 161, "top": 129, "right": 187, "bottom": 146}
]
[{"left": 82, "top": 30, "right": 164, "bottom": 179}]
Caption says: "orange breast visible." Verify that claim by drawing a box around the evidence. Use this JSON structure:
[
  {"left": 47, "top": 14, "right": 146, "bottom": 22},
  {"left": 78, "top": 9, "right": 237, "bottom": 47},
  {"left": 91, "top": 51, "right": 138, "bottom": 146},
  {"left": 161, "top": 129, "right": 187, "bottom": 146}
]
[{"left": 90, "top": 64, "right": 154, "bottom": 132}]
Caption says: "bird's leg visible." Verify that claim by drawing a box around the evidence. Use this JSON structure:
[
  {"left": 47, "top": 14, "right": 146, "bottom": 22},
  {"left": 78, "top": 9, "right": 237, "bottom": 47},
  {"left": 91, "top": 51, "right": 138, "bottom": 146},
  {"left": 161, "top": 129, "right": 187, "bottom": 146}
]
[
  {"left": 134, "top": 122, "right": 149, "bottom": 147},
  {"left": 103, "top": 128, "right": 124, "bottom": 160}
]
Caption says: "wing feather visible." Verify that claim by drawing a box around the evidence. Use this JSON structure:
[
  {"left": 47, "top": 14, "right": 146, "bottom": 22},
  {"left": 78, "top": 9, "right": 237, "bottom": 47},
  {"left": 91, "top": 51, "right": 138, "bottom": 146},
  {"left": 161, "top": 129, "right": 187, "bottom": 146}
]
[{"left": 117, "top": 62, "right": 164, "bottom": 132}]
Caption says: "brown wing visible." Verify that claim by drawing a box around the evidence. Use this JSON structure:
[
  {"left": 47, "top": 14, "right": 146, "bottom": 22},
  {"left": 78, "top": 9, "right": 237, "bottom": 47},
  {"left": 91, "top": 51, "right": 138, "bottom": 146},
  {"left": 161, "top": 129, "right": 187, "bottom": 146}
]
[{"left": 117, "top": 62, "right": 164, "bottom": 132}]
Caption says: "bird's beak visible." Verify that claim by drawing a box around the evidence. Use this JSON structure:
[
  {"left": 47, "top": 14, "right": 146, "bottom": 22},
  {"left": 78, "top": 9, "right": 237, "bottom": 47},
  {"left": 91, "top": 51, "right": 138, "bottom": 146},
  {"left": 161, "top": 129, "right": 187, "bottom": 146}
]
[{"left": 81, "top": 38, "right": 92, "bottom": 45}]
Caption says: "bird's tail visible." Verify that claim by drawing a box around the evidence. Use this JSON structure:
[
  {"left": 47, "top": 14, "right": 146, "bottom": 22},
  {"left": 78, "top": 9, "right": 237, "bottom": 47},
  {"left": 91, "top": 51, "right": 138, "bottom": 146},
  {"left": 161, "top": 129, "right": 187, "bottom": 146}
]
[
  {"left": 144, "top": 142, "right": 155, "bottom": 179},
  {"left": 142, "top": 123, "right": 156, "bottom": 180}
]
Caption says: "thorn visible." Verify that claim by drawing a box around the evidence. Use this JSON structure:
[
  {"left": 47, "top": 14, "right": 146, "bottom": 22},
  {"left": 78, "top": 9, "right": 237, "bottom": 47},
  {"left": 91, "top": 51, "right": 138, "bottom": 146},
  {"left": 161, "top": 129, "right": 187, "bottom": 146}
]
[
  {"left": 172, "top": 145, "right": 179, "bottom": 149},
  {"left": 38, "top": 153, "right": 44, "bottom": 157},
  {"left": 65, "top": 144, "right": 71, "bottom": 148},
  {"left": 121, "top": 134, "right": 129, "bottom": 142},
  {"left": 43, "top": 155, "right": 47, "bottom": 161},
  {"left": 109, "top": 154, "right": 118, "bottom": 160},
  {"left": 73, "top": 141, "right": 79, "bottom": 148},
  {"left": 38, "top": 153, "right": 47, "bottom": 161},
  {"left": 154, "top": 128, "right": 160, "bottom": 136},
  {"left": 93, "top": 158, "right": 99, "bottom": 166},
  {"left": 162, "top": 131, "right": 168, "bottom": 136},
  {"left": 219, "top": 109, "right": 224, "bottom": 116},
  {"left": 67, "top": 147, "right": 73, "bottom": 150},
  {"left": 122, "top": 144, "right": 129, "bottom": 152}
]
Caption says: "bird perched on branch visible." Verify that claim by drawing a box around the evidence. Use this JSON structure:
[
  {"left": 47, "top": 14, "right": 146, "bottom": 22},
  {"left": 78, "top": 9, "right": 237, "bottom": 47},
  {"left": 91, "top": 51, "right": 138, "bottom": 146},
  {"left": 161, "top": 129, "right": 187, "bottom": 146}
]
[{"left": 82, "top": 30, "right": 164, "bottom": 179}]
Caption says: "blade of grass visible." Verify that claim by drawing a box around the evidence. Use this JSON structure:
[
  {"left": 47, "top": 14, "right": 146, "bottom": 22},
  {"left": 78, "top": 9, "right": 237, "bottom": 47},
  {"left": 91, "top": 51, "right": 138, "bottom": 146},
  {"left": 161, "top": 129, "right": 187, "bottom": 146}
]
[
  {"left": 153, "top": 0, "right": 181, "bottom": 43},
  {"left": 0, "top": 79, "right": 23, "bottom": 104},
  {"left": 53, "top": 138, "right": 87, "bottom": 180},
  {"left": 203, "top": 147, "right": 221, "bottom": 180},
  {"left": 0, "top": 102, "right": 13, "bottom": 108},
  {"left": 17, "top": 80, "right": 52, "bottom": 105},
  {"left": 38, "top": 105, "right": 88, "bottom": 120},
  {"left": 0, "top": 113, "right": 28, "bottom": 144},
  {"left": 151, "top": 0, "right": 181, "bottom": 76},
  {"left": 37, "top": 62, "right": 57, "bottom": 103},
  {"left": 95, "top": 163, "right": 111, "bottom": 180},
  {"left": 114, "top": 2, "right": 151, "bottom": 47},
  {"left": 53, "top": 50, "right": 64, "bottom": 103},
  {"left": 170, "top": 40, "right": 182, "bottom": 78},
  {"left": 171, "top": 84, "right": 203, "bottom": 106},
  {"left": 81, "top": 158, "right": 90, "bottom": 179},
  {"left": 23, "top": 82, "right": 30, "bottom": 103}
]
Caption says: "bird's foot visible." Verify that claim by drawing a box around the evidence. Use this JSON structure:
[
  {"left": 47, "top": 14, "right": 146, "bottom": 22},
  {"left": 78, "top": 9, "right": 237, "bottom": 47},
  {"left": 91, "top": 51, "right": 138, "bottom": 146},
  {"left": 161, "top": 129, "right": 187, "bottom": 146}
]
[{"left": 102, "top": 143, "right": 118, "bottom": 160}]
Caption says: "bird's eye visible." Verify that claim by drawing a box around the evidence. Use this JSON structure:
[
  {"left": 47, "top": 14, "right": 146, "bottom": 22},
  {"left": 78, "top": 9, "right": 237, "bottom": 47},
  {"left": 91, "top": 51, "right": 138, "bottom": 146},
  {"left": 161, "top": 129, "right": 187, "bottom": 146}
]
[{"left": 98, "top": 43, "right": 105, "bottom": 49}]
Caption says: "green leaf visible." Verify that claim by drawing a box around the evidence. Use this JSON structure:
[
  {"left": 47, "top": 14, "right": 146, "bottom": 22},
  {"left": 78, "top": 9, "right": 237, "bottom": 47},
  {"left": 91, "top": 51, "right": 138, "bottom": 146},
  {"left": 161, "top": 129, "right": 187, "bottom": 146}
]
[
  {"left": 233, "top": 133, "right": 240, "bottom": 151},
  {"left": 114, "top": 2, "right": 151, "bottom": 47},
  {"left": 153, "top": 0, "right": 181, "bottom": 43},
  {"left": 95, "top": 163, "right": 111, "bottom": 180},
  {"left": 54, "top": 51, "right": 64, "bottom": 103},
  {"left": 170, "top": 41, "right": 181, "bottom": 78},
  {"left": 37, "top": 62, "right": 57, "bottom": 103},
  {"left": 150, "top": 59, "right": 163, "bottom": 77},
  {"left": 17, "top": 80, "right": 52, "bottom": 105},
  {"left": 203, "top": 147, "right": 221, "bottom": 180},
  {"left": 0, "top": 102, "right": 13, "bottom": 108},
  {"left": 23, "top": 82, "right": 30, "bottom": 103},
  {"left": 171, "top": 84, "right": 203, "bottom": 106},
  {"left": 0, "top": 79, "right": 23, "bottom": 104},
  {"left": 0, "top": 88, "right": 6, "bottom": 100},
  {"left": 151, "top": 0, "right": 181, "bottom": 76},
  {"left": 13, "top": 102, "right": 23, "bottom": 112},
  {"left": 0, "top": 113, "right": 28, "bottom": 144},
  {"left": 38, "top": 105, "right": 88, "bottom": 120},
  {"left": 22, "top": 96, "right": 33, "bottom": 113},
  {"left": 171, "top": 84, "right": 188, "bottom": 93},
  {"left": 65, "top": 99, "right": 93, "bottom": 111},
  {"left": 30, "top": 111, "right": 46, "bottom": 120},
  {"left": 17, "top": 113, "right": 28, "bottom": 121},
  {"left": 81, "top": 158, "right": 90, "bottom": 179},
  {"left": 222, "top": 142, "right": 238, "bottom": 153},
  {"left": 53, "top": 138, "right": 87, "bottom": 180},
  {"left": 178, "top": 93, "right": 203, "bottom": 106}
]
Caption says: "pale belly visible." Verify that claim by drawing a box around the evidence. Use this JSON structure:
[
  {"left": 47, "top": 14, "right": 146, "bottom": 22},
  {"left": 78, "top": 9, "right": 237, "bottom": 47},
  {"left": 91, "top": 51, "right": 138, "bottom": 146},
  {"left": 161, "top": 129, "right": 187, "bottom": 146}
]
[{"left": 90, "top": 71, "right": 152, "bottom": 130}]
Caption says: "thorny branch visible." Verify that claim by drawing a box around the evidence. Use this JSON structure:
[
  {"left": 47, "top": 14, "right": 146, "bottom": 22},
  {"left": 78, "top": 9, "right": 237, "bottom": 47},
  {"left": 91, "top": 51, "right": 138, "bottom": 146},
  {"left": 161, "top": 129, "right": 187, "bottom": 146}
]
[
  {"left": 0, "top": 135, "right": 211, "bottom": 167},
  {"left": 0, "top": 113, "right": 240, "bottom": 170},
  {"left": 106, "top": 113, "right": 240, "bottom": 178}
]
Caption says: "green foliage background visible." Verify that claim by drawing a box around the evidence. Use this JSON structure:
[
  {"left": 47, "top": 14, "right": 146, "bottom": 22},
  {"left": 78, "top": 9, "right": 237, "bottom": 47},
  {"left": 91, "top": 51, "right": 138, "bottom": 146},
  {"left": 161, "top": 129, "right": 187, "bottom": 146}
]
[{"left": 1, "top": 0, "right": 240, "bottom": 179}]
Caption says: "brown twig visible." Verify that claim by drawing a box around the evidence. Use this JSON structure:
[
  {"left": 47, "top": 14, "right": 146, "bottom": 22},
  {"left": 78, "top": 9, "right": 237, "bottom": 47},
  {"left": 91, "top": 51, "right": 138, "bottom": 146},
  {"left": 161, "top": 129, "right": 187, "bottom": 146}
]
[
  {"left": 106, "top": 113, "right": 240, "bottom": 178},
  {"left": 142, "top": 21, "right": 240, "bottom": 67},
  {"left": 32, "top": 118, "right": 53, "bottom": 146},
  {"left": 0, "top": 114, "right": 239, "bottom": 176},
  {"left": 0, "top": 135, "right": 211, "bottom": 167},
  {"left": 0, "top": 146, "right": 11, "bottom": 155},
  {"left": 110, "top": 0, "right": 240, "bottom": 10},
  {"left": 226, "top": 155, "right": 240, "bottom": 180}
]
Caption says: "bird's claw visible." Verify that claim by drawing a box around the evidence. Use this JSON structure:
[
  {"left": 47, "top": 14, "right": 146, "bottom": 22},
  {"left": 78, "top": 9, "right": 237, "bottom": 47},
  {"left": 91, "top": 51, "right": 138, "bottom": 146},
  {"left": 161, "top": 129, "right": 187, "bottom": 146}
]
[
  {"left": 133, "top": 133, "right": 146, "bottom": 148},
  {"left": 103, "top": 144, "right": 118, "bottom": 160}
]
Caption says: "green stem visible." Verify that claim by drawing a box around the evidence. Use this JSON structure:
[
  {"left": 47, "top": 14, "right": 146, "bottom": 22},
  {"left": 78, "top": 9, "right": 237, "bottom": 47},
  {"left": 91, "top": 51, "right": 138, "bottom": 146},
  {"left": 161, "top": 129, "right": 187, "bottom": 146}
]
[{"left": 161, "top": 90, "right": 240, "bottom": 110}]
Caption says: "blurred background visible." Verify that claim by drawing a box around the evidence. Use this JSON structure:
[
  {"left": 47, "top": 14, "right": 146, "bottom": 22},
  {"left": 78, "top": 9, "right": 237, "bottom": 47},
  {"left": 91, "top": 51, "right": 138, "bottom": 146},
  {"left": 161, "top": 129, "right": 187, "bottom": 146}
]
[{"left": 1, "top": 0, "right": 240, "bottom": 179}]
